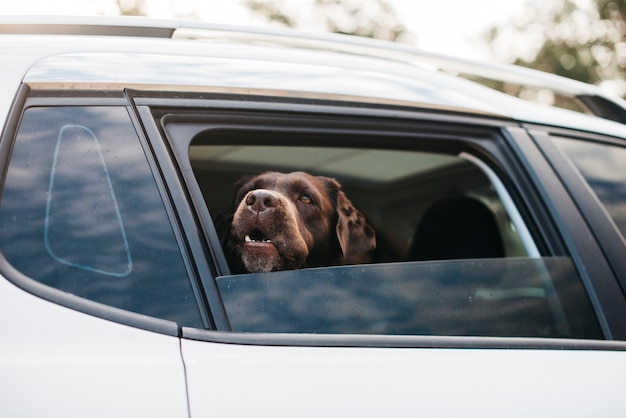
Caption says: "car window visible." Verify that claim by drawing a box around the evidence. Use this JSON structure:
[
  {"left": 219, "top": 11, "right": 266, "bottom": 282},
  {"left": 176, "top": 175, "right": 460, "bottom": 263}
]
[
  {"left": 0, "top": 106, "right": 203, "bottom": 327},
  {"left": 552, "top": 137, "right": 626, "bottom": 240},
  {"left": 184, "top": 135, "right": 602, "bottom": 339},
  {"left": 215, "top": 258, "right": 599, "bottom": 338}
]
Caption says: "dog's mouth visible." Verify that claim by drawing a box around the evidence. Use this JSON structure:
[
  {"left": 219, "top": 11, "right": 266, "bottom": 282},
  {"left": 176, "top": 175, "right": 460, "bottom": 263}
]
[
  {"left": 231, "top": 215, "right": 309, "bottom": 272},
  {"left": 244, "top": 228, "right": 273, "bottom": 245}
]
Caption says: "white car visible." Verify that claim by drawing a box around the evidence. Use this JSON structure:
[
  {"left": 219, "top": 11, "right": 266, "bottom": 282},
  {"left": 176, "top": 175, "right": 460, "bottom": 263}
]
[{"left": 1, "top": 15, "right": 625, "bottom": 417}]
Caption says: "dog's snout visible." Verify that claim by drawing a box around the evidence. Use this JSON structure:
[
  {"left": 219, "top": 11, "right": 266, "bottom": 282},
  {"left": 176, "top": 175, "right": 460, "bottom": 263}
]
[{"left": 246, "top": 189, "right": 279, "bottom": 213}]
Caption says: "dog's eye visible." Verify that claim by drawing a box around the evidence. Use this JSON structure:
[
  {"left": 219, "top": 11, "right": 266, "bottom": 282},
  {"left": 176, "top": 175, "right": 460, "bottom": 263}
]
[{"left": 300, "top": 194, "right": 313, "bottom": 204}]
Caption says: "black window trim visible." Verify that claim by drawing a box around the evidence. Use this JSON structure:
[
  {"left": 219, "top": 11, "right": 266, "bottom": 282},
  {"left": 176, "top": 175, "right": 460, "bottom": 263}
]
[
  {"left": 125, "top": 100, "right": 216, "bottom": 329},
  {"left": 182, "top": 327, "right": 626, "bottom": 351},
  {"left": 155, "top": 109, "right": 513, "bottom": 286},
  {"left": 135, "top": 91, "right": 613, "bottom": 344},
  {"left": 508, "top": 126, "right": 626, "bottom": 339},
  {"left": 531, "top": 129, "right": 626, "bottom": 299},
  {"left": 134, "top": 105, "right": 230, "bottom": 331}
]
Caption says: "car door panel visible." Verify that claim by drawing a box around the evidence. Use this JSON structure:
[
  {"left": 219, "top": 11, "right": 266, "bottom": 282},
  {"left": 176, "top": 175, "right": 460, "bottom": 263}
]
[
  {"left": 0, "top": 275, "right": 189, "bottom": 418},
  {"left": 181, "top": 336, "right": 626, "bottom": 417}
]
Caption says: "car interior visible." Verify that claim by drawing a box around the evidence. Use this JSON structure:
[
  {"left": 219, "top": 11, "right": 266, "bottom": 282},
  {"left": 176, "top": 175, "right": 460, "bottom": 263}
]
[{"left": 189, "top": 141, "right": 529, "bottom": 264}]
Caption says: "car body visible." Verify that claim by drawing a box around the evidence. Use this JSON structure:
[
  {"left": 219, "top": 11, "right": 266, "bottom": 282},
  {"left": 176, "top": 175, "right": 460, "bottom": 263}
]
[{"left": 1, "top": 15, "right": 625, "bottom": 417}]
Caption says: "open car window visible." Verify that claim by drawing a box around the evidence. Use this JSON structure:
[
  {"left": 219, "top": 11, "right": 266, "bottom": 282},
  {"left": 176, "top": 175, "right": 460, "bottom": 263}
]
[
  {"left": 160, "top": 115, "right": 603, "bottom": 339},
  {"left": 189, "top": 144, "right": 532, "bottom": 263}
]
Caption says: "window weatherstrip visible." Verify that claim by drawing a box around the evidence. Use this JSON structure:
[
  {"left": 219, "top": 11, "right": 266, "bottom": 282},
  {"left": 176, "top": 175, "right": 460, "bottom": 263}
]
[{"left": 459, "top": 152, "right": 540, "bottom": 258}]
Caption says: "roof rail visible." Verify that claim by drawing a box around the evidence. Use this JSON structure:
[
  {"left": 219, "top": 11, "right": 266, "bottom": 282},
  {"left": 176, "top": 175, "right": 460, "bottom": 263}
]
[
  {"left": 0, "top": 15, "right": 175, "bottom": 37},
  {"left": 2, "top": 15, "right": 626, "bottom": 123},
  {"left": 174, "top": 20, "right": 626, "bottom": 124}
]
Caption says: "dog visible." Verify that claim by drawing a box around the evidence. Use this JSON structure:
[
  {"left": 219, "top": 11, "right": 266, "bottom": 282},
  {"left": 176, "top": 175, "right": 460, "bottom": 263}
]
[{"left": 220, "top": 171, "right": 376, "bottom": 273}]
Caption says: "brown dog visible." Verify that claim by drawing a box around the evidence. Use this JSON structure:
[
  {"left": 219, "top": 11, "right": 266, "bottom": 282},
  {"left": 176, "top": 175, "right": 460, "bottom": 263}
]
[{"left": 221, "top": 171, "right": 376, "bottom": 273}]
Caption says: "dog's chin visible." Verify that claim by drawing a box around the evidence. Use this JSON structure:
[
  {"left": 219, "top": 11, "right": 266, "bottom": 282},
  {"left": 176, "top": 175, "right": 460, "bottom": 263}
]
[{"left": 238, "top": 241, "right": 285, "bottom": 273}]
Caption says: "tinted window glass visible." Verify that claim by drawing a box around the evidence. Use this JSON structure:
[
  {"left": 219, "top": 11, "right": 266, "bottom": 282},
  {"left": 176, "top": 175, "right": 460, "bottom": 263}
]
[
  {"left": 0, "top": 107, "right": 202, "bottom": 327},
  {"left": 553, "top": 137, "right": 626, "bottom": 240},
  {"left": 215, "top": 258, "right": 601, "bottom": 338}
]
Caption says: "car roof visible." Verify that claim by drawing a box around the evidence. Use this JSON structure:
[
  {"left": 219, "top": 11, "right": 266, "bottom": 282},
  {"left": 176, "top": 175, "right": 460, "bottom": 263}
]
[{"left": 2, "top": 15, "right": 626, "bottom": 139}]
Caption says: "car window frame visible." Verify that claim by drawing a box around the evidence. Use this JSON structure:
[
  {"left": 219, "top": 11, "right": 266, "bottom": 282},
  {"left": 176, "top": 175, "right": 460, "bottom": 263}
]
[
  {"left": 512, "top": 126, "right": 626, "bottom": 339},
  {"left": 539, "top": 130, "right": 626, "bottom": 281},
  {"left": 130, "top": 89, "right": 623, "bottom": 342}
]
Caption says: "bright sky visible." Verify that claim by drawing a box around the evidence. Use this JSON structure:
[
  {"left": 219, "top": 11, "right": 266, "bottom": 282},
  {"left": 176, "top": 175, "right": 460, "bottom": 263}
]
[{"left": 2, "top": 0, "right": 533, "bottom": 60}]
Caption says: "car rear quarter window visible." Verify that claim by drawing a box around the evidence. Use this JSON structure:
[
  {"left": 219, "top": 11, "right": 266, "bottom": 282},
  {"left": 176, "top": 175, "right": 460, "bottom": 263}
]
[{"left": 0, "top": 106, "right": 203, "bottom": 327}]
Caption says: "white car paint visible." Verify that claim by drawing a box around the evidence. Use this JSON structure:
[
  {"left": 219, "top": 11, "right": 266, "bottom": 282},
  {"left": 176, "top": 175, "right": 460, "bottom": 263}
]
[
  {"left": 0, "top": 274, "right": 189, "bottom": 418},
  {"left": 182, "top": 337, "right": 626, "bottom": 417}
]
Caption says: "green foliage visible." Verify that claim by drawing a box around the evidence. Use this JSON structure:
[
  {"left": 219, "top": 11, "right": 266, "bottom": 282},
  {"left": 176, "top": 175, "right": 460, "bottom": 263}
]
[{"left": 486, "top": 0, "right": 626, "bottom": 96}]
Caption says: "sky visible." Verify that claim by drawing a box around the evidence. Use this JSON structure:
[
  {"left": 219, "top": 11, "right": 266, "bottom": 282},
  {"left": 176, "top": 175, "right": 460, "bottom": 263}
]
[{"left": 1, "top": 0, "right": 534, "bottom": 60}]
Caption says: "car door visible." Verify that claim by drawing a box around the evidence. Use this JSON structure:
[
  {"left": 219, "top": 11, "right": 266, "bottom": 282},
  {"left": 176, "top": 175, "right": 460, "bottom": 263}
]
[
  {"left": 0, "top": 95, "right": 194, "bottom": 417},
  {"left": 133, "top": 91, "right": 626, "bottom": 417},
  {"left": 180, "top": 335, "right": 626, "bottom": 417}
]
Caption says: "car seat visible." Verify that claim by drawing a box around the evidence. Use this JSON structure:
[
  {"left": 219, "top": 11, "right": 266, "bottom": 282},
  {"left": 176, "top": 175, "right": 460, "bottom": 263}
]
[{"left": 409, "top": 196, "right": 505, "bottom": 261}]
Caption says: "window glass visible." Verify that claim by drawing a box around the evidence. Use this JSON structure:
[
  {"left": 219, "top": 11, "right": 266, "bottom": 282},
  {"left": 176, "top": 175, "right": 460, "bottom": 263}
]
[
  {"left": 215, "top": 258, "right": 601, "bottom": 338},
  {"left": 553, "top": 137, "right": 626, "bottom": 240},
  {"left": 0, "top": 107, "right": 202, "bottom": 327}
]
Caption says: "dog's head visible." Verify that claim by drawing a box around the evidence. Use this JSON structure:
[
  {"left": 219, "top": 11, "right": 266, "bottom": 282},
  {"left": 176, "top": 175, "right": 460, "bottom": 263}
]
[{"left": 222, "top": 171, "right": 375, "bottom": 273}]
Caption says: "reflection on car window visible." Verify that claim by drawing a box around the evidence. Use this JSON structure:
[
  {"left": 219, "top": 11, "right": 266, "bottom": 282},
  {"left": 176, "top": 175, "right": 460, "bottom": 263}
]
[
  {"left": 215, "top": 258, "right": 602, "bottom": 338},
  {"left": 553, "top": 137, "right": 626, "bottom": 240},
  {"left": 0, "top": 107, "right": 202, "bottom": 327},
  {"left": 44, "top": 124, "right": 132, "bottom": 277}
]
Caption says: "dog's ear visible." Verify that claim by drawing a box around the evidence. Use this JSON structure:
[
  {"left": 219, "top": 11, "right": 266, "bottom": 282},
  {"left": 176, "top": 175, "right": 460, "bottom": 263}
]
[
  {"left": 335, "top": 190, "right": 376, "bottom": 258},
  {"left": 321, "top": 177, "right": 376, "bottom": 258}
]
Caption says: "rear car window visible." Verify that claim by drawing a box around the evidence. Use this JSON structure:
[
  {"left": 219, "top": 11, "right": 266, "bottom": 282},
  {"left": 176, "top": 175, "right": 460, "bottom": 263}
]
[
  {"left": 0, "top": 106, "right": 203, "bottom": 327},
  {"left": 179, "top": 126, "right": 602, "bottom": 339}
]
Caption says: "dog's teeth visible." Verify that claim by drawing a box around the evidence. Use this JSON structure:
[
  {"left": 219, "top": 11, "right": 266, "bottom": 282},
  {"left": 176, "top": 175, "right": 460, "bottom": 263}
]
[{"left": 244, "top": 234, "right": 271, "bottom": 243}]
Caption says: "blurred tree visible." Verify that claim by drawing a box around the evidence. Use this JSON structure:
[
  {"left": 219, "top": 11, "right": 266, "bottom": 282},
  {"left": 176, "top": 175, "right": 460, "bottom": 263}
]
[
  {"left": 485, "top": 0, "right": 626, "bottom": 97},
  {"left": 245, "top": 0, "right": 297, "bottom": 27},
  {"left": 243, "top": 0, "right": 411, "bottom": 42},
  {"left": 116, "top": 0, "right": 148, "bottom": 16}
]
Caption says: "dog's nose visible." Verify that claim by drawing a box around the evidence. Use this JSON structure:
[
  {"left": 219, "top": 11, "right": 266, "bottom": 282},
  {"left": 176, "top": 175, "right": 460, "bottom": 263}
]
[{"left": 246, "top": 189, "right": 279, "bottom": 213}]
